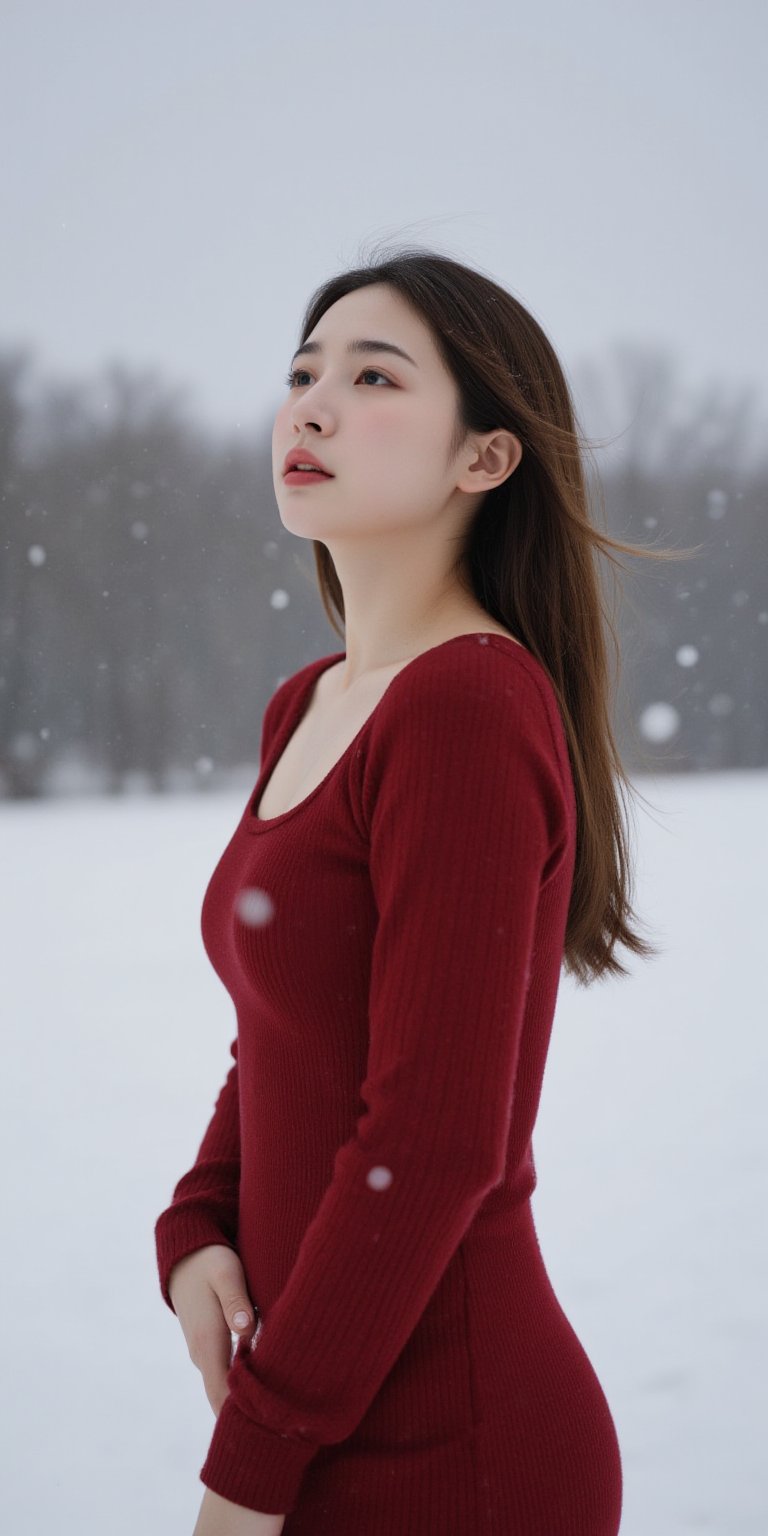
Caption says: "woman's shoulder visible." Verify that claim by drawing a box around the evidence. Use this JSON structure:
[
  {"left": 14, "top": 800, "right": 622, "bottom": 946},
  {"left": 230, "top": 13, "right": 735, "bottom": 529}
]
[
  {"left": 371, "top": 631, "right": 565, "bottom": 749},
  {"left": 358, "top": 631, "right": 575, "bottom": 864}
]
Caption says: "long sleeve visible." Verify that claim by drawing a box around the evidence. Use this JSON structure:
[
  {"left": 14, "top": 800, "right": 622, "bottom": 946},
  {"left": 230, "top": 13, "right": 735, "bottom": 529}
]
[
  {"left": 198, "top": 647, "right": 572, "bottom": 1515},
  {"left": 154, "top": 1035, "right": 241, "bottom": 1313},
  {"left": 154, "top": 679, "right": 293, "bottom": 1315}
]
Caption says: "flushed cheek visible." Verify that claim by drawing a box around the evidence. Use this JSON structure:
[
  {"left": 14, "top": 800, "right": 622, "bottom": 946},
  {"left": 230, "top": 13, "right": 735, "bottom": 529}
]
[{"left": 358, "top": 412, "right": 421, "bottom": 457}]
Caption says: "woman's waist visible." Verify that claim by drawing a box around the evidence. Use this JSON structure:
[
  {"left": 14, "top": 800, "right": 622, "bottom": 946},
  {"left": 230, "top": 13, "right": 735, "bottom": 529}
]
[{"left": 236, "top": 1178, "right": 553, "bottom": 1330}]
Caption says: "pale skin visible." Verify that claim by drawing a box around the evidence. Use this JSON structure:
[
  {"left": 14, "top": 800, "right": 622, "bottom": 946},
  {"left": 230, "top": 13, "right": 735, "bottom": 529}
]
[
  {"left": 192, "top": 1490, "right": 285, "bottom": 1536},
  {"left": 272, "top": 280, "right": 525, "bottom": 690},
  {"left": 169, "top": 1245, "right": 285, "bottom": 1534},
  {"left": 183, "top": 283, "right": 524, "bottom": 1532}
]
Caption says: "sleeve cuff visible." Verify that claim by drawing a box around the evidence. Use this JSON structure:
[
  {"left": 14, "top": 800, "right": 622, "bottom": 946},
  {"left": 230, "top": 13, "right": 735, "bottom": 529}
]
[
  {"left": 199, "top": 1391, "right": 317, "bottom": 1515},
  {"left": 154, "top": 1208, "right": 238, "bottom": 1313}
]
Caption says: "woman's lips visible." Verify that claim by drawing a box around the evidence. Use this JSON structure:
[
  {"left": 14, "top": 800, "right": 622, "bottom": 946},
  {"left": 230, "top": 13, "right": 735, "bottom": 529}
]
[{"left": 284, "top": 469, "right": 334, "bottom": 484}]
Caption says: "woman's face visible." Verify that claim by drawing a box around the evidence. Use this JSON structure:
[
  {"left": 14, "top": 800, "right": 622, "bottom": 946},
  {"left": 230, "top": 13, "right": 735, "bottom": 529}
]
[{"left": 272, "top": 283, "right": 470, "bottom": 545}]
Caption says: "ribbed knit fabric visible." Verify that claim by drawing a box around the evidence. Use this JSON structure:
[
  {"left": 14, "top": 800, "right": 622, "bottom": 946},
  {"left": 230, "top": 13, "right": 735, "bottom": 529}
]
[{"left": 154, "top": 633, "right": 623, "bottom": 1534}]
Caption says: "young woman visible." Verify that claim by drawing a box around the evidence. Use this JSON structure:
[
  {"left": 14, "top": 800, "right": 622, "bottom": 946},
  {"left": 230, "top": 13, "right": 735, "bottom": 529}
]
[{"left": 155, "top": 246, "right": 690, "bottom": 1535}]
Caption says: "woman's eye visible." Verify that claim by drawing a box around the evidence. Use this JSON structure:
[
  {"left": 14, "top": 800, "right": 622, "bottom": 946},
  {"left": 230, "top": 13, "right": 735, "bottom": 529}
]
[{"left": 284, "top": 367, "right": 392, "bottom": 389}]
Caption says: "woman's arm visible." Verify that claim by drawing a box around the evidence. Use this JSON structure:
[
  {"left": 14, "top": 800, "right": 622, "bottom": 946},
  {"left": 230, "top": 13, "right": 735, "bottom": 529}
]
[
  {"left": 192, "top": 1487, "right": 284, "bottom": 1535},
  {"left": 154, "top": 1036, "right": 242, "bottom": 1313},
  {"left": 155, "top": 679, "right": 295, "bottom": 1311}
]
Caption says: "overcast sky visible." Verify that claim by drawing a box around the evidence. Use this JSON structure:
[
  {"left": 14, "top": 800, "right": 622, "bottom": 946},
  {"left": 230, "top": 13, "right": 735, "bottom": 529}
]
[{"left": 2, "top": 0, "right": 765, "bottom": 446}]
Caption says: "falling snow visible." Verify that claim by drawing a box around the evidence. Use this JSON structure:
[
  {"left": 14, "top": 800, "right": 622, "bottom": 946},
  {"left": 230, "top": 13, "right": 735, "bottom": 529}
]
[
  {"left": 235, "top": 886, "right": 275, "bottom": 927},
  {"left": 639, "top": 702, "right": 681, "bottom": 744}
]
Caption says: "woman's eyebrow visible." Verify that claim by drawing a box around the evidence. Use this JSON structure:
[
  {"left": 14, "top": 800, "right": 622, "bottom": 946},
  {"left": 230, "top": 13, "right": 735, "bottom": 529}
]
[{"left": 290, "top": 339, "right": 418, "bottom": 368}]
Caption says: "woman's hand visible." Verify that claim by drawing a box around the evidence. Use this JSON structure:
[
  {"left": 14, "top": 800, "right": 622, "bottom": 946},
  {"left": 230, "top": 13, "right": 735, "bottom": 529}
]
[
  {"left": 170, "top": 1251, "right": 286, "bottom": 1532},
  {"left": 192, "top": 1487, "right": 285, "bottom": 1535},
  {"left": 168, "top": 1244, "right": 258, "bottom": 1418}
]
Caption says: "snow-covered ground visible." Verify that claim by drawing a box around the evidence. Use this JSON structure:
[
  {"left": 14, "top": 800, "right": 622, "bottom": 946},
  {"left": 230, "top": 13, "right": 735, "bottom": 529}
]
[{"left": 1, "top": 771, "right": 765, "bottom": 1534}]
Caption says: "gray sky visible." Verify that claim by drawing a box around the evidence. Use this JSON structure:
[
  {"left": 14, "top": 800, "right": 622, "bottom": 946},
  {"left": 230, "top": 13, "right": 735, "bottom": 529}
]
[{"left": 2, "top": 0, "right": 765, "bottom": 442}]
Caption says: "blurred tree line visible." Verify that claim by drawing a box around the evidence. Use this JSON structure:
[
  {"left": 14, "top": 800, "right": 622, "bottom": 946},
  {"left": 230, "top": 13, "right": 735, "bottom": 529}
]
[{"left": 0, "top": 340, "right": 766, "bottom": 800}]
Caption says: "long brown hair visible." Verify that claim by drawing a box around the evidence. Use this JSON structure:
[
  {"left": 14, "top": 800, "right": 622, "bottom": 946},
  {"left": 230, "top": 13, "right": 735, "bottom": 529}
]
[{"left": 292, "top": 241, "right": 702, "bottom": 988}]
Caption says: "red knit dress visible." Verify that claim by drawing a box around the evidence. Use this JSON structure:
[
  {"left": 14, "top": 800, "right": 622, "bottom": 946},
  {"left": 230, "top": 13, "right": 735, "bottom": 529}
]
[{"left": 154, "top": 633, "right": 623, "bottom": 1534}]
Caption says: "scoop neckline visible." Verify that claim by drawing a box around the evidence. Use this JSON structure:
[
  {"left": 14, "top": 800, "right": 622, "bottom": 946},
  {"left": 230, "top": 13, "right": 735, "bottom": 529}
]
[{"left": 244, "top": 631, "right": 536, "bottom": 833}]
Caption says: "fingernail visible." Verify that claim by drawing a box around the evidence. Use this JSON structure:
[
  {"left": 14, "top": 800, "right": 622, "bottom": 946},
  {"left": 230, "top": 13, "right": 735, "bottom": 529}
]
[{"left": 233, "top": 1311, "right": 249, "bottom": 1328}]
